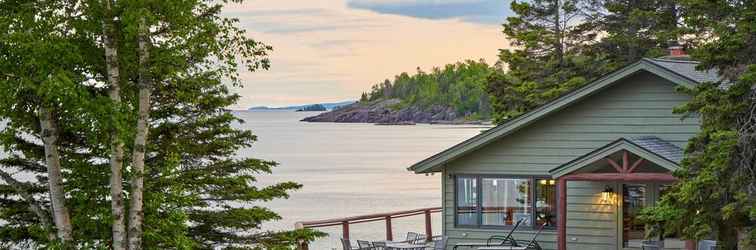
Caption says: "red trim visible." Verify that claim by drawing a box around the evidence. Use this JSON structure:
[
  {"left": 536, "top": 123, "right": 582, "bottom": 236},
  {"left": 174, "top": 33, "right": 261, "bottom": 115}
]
[
  {"left": 562, "top": 173, "right": 677, "bottom": 182},
  {"left": 556, "top": 172, "right": 677, "bottom": 250},
  {"left": 557, "top": 178, "right": 567, "bottom": 250},
  {"left": 622, "top": 151, "right": 630, "bottom": 172},
  {"left": 627, "top": 158, "right": 645, "bottom": 173}
]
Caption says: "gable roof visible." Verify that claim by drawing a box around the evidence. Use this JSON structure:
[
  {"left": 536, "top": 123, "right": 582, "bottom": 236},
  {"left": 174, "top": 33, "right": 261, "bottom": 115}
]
[
  {"left": 409, "top": 58, "right": 717, "bottom": 174},
  {"left": 645, "top": 58, "right": 724, "bottom": 84},
  {"left": 548, "top": 136, "right": 683, "bottom": 178}
]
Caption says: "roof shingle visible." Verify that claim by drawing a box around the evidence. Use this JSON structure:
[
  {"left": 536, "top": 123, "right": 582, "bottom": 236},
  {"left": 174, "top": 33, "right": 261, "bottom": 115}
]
[{"left": 627, "top": 136, "right": 684, "bottom": 164}]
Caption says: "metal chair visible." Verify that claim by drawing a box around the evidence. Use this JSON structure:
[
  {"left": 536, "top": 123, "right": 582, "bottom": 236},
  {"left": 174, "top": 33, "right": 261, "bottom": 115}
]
[
  {"left": 428, "top": 236, "right": 448, "bottom": 250},
  {"left": 357, "top": 240, "right": 373, "bottom": 250},
  {"left": 342, "top": 238, "right": 355, "bottom": 250},
  {"left": 406, "top": 232, "right": 419, "bottom": 243},
  {"left": 641, "top": 240, "right": 664, "bottom": 250},
  {"left": 698, "top": 240, "right": 717, "bottom": 250},
  {"left": 477, "top": 224, "right": 546, "bottom": 250},
  {"left": 415, "top": 234, "right": 427, "bottom": 244},
  {"left": 372, "top": 241, "right": 387, "bottom": 250},
  {"left": 453, "top": 218, "right": 526, "bottom": 249}
]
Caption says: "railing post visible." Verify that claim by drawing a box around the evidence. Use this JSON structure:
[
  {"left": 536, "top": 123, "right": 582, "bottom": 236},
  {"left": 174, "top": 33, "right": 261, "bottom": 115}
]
[
  {"left": 342, "top": 221, "right": 350, "bottom": 240},
  {"left": 295, "top": 222, "right": 309, "bottom": 250},
  {"left": 385, "top": 216, "right": 393, "bottom": 241},
  {"left": 424, "top": 209, "right": 432, "bottom": 241}
]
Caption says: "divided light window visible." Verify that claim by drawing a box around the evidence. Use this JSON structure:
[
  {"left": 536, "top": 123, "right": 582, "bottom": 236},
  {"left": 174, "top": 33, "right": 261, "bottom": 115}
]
[{"left": 455, "top": 175, "right": 557, "bottom": 229}]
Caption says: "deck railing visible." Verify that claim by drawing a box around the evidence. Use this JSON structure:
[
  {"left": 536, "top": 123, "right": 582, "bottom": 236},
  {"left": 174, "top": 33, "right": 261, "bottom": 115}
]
[{"left": 294, "top": 207, "right": 441, "bottom": 250}]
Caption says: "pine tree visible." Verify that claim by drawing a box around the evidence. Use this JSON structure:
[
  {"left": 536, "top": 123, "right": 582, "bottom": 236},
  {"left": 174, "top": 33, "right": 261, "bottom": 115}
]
[
  {"left": 488, "top": 0, "right": 609, "bottom": 123},
  {"left": 639, "top": 0, "right": 755, "bottom": 248}
]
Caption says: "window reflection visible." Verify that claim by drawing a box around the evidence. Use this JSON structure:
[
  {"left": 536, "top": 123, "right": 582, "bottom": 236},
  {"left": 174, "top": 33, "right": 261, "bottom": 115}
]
[
  {"left": 535, "top": 179, "right": 557, "bottom": 227},
  {"left": 456, "top": 177, "right": 478, "bottom": 225},
  {"left": 481, "top": 178, "right": 531, "bottom": 226}
]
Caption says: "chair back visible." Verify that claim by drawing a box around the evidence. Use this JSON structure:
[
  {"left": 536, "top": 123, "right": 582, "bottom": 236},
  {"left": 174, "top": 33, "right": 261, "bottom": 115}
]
[
  {"left": 415, "top": 234, "right": 426, "bottom": 244},
  {"left": 698, "top": 240, "right": 717, "bottom": 250},
  {"left": 432, "top": 236, "right": 448, "bottom": 250},
  {"left": 372, "top": 241, "right": 386, "bottom": 250},
  {"left": 357, "top": 240, "right": 372, "bottom": 249},
  {"left": 406, "top": 232, "right": 418, "bottom": 242},
  {"left": 641, "top": 240, "right": 662, "bottom": 250},
  {"left": 341, "top": 238, "right": 353, "bottom": 250}
]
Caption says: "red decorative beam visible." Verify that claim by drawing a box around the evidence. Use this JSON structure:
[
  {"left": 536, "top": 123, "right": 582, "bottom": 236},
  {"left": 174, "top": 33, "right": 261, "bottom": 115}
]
[
  {"left": 606, "top": 158, "right": 624, "bottom": 173},
  {"left": 562, "top": 172, "right": 677, "bottom": 182},
  {"left": 627, "top": 158, "right": 645, "bottom": 173}
]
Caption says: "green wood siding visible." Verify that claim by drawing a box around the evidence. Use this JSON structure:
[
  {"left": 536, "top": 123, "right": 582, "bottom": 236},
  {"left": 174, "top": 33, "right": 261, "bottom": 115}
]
[{"left": 440, "top": 72, "right": 699, "bottom": 249}]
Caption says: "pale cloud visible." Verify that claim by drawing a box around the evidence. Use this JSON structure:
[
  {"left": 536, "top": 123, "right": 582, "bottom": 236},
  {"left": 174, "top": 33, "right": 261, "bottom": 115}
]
[
  {"left": 224, "top": 0, "right": 510, "bottom": 109},
  {"left": 347, "top": 0, "right": 512, "bottom": 24}
]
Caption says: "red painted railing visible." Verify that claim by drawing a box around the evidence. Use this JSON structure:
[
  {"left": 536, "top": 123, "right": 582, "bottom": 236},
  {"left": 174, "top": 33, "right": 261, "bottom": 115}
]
[{"left": 294, "top": 207, "right": 441, "bottom": 250}]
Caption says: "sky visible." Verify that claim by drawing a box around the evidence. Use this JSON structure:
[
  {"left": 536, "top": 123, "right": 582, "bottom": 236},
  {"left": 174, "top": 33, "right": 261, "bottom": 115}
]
[{"left": 223, "top": 0, "right": 513, "bottom": 109}]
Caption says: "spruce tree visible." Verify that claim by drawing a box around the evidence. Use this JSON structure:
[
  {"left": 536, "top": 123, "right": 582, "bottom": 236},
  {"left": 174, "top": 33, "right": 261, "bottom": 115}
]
[{"left": 639, "top": 0, "right": 755, "bottom": 248}]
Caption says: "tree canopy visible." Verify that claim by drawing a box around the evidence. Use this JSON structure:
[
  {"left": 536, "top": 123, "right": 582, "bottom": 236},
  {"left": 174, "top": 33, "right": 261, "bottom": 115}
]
[
  {"left": 0, "top": 0, "right": 322, "bottom": 248},
  {"left": 361, "top": 59, "right": 495, "bottom": 120}
]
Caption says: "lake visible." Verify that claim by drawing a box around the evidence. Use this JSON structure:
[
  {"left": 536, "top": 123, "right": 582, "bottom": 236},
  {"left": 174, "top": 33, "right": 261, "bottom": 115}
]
[{"left": 233, "top": 111, "right": 487, "bottom": 249}]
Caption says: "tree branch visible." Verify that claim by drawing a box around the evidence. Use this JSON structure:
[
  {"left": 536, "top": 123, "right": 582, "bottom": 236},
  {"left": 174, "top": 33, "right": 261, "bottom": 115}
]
[{"left": 0, "top": 167, "right": 55, "bottom": 240}]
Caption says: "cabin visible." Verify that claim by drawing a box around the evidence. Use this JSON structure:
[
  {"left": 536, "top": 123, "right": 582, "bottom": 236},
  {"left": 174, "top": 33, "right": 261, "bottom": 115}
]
[{"left": 408, "top": 57, "right": 722, "bottom": 250}]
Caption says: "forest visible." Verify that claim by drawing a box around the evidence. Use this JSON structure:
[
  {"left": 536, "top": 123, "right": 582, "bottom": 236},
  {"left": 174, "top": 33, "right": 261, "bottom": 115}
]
[{"left": 359, "top": 60, "right": 494, "bottom": 120}]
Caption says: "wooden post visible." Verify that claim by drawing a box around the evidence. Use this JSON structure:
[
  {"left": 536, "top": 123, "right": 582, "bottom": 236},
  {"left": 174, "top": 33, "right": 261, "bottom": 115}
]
[
  {"left": 424, "top": 209, "right": 432, "bottom": 241},
  {"left": 557, "top": 178, "right": 567, "bottom": 250},
  {"left": 295, "top": 222, "right": 309, "bottom": 250},
  {"left": 342, "top": 221, "right": 350, "bottom": 240},
  {"left": 385, "top": 216, "right": 393, "bottom": 241}
]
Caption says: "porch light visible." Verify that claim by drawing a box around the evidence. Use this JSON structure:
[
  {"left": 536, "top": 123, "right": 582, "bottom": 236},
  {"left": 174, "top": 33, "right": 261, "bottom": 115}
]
[{"left": 601, "top": 186, "right": 615, "bottom": 204}]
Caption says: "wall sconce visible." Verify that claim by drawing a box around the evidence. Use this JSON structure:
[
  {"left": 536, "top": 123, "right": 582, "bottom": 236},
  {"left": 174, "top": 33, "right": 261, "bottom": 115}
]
[{"left": 601, "top": 186, "right": 615, "bottom": 204}]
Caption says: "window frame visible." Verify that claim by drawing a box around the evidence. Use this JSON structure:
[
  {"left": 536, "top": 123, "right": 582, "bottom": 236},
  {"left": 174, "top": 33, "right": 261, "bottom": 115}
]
[{"left": 453, "top": 174, "right": 557, "bottom": 231}]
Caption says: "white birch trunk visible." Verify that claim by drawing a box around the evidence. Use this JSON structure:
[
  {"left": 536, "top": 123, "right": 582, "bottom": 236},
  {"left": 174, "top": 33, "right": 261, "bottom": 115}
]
[
  {"left": 38, "top": 106, "right": 73, "bottom": 242},
  {"left": 127, "top": 16, "right": 152, "bottom": 250},
  {"left": 102, "top": 0, "right": 126, "bottom": 248}
]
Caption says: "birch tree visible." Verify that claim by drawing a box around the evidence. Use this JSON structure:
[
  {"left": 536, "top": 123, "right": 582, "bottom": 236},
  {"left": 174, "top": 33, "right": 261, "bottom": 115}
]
[{"left": 100, "top": 0, "right": 127, "bottom": 248}]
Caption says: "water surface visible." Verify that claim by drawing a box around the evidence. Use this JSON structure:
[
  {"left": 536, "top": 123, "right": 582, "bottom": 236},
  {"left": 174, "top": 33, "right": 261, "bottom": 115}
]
[{"left": 233, "top": 111, "right": 486, "bottom": 249}]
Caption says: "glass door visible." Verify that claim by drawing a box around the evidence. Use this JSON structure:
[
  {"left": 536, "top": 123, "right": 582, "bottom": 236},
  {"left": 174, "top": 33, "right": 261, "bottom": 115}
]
[{"left": 622, "top": 184, "right": 647, "bottom": 248}]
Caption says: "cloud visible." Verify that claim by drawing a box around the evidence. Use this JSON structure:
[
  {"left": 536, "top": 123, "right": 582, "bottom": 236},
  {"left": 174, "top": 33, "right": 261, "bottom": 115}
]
[
  {"left": 222, "top": 0, "right": 509, "bottom": 108},
  {"left": 347, "top": 0, "right": 512, "bottom": 24}
]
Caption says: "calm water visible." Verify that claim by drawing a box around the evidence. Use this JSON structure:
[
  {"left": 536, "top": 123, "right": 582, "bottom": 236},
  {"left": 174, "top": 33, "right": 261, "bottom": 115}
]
[{"left": 232, "top": 111, "right": 486, "bottom": 249}]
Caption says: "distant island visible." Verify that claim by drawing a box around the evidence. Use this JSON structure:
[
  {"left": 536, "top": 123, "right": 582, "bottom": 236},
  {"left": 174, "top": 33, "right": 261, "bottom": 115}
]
[
  {"left": 296, "top": 104, "right": 327, "bottom": 112},
  {"left": 248, "top": 100, "right": 355, "bottom": 111},
  {"left": 302, "top": 60, "right": 493, "bottom": 124}
]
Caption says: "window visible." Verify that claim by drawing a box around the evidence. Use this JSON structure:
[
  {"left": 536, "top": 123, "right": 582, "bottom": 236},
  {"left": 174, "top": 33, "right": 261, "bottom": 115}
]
[
  {"left": 455, "top": 175, "right": 557, "bottom": 230},
  {"left": 481, "top": 178, "right": 531, "bottom": 226},
  {"left": 456, "top": 177, "right": 478, "bottom": 226},
  {"left": 535, "top": 179, "right": 557, "bottom": 227}
]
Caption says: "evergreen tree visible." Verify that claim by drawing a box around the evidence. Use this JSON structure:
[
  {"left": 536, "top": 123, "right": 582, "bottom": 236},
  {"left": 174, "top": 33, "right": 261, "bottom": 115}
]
[
  {"left": 488, "top": 0, "right": 609, "bottom": 123},
  {"left": 588, "top": 0, "right": 680, "bottom": 68},
  {"left": 639, "top": 0, "right": 755, "bottom": 248}
]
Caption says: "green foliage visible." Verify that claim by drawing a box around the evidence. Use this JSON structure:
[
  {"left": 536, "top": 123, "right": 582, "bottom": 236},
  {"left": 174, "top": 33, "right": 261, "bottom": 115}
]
[
  {"left": 0, "top": 0, "right": 323, "bottom": 248},
  {"left": 637, "top": 1, "right": 756, "bottom": 248},
  {"left": 488, "top": 0, "right": 679, "bottom": 124},
  {"left": 364, "top": 59, "right": 494, "bottom": 119}
]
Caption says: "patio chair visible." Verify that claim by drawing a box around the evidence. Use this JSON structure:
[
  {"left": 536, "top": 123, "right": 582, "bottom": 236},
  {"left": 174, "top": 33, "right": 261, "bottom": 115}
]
[
  {"left": 476, "top": 224, "right": 546, "bottom": 250},
  {"left": 427, "top": 236, "right": 448, "bottom": 250},
  {"left": 357, "top": 240, "right": 374, "bottom": 250},
  {"left": 372, "top": 241, "right": 387, "bottom": 250},
  {"left": 342, "top": 238, "right": 355, "bottom": 250},
  {"left": 698, "top": 240, "right": 717, "bottom": 250},
  {"left": 452, "top": 218, "right": 526, "bottom": 250},
  {"left": 415, "top": 234, "right": 427, "bottom": 244},
  {"left": 406, "top": 232, "right": 419, "bottom": 243},
  {"left": 641, "top": 240, "right": 663, "bottom": 250}
]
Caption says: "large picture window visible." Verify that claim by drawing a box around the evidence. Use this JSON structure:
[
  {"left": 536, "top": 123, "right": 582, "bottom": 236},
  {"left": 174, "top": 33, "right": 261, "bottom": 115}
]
[{"left": 455, "top": 175, "right": 557, "bottom": 229}]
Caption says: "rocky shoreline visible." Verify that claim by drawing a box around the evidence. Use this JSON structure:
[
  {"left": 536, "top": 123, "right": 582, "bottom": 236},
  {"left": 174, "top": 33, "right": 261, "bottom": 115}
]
[{"left": 300, "top": 99, "right": 489, "bottom": 125}]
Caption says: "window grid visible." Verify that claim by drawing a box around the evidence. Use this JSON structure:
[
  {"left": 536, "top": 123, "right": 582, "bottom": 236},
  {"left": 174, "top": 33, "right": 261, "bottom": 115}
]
[{"left": 454, "top": 175, "right": 557, "bottom": 230}]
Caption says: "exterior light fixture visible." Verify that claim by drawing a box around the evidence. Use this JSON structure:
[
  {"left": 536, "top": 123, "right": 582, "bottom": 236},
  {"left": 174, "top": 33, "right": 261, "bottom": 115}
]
[
  {"left": 601, "top": 186, "right": 615, "bottom": 204},
  {"left": 539, "top": 179, "right": 548, "bottom": 185},
  {"left": 549, "top": 179, "right": 556, "bottom": 185}
]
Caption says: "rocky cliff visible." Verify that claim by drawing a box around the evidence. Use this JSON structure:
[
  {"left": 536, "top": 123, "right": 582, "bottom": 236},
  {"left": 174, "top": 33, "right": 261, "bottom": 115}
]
[{"left": 301, "top": 99, "right": 485, "bottom": 124}]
